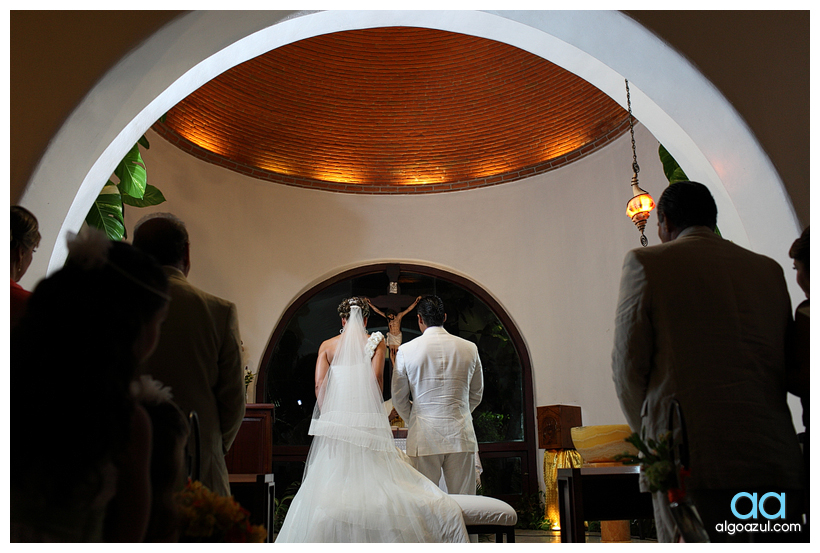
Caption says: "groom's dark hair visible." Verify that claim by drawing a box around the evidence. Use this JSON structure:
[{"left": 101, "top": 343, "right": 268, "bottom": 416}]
[{"left": 417, "top": 295, "right": 446, "bottom": 327}]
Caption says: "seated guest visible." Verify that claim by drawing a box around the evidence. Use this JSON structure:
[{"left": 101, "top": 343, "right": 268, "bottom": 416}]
[
  {"left": 131, "top": 376, "right": 190, "bottom": 542},
  {"left": 10, "top": 230, "right": 170, "bottom": 542},
  {"left": 612, "top": 181, "right": 806, "bottom": 542},
  {"left": 10, "top": 205, "right": 40, "bottom": 327}
]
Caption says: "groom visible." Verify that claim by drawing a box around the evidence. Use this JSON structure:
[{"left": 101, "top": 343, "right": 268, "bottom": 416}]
[{"left": 392, "top": 295, "right": 484, "bottom": 495}]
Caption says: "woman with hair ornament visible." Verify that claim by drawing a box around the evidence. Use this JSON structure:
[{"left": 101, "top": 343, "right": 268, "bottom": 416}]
[{"left": 10, "top": 228, "right": 170, "bottom": 542}]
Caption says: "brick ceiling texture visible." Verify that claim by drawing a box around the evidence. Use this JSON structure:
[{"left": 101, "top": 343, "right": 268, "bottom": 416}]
[{"left": 156, "top": 27, "right": 630, "bottom": 194}]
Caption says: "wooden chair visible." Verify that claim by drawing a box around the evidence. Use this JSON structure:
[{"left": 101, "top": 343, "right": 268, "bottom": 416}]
[{"left": 186, "top": 410, "right": 201, "bottom": 481}]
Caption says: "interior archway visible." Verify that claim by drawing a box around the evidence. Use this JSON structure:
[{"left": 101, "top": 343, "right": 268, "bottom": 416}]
[{"left": 21, "top": 10, "right": 798, "bottom": 291}]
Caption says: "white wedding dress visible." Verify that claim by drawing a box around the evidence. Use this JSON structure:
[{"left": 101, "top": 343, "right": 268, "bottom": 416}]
[{"left": 275, "top": 306, "right": 468, "bottom": 543}]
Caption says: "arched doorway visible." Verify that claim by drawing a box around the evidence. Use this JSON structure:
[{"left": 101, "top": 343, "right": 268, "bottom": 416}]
[{"left": 258, "top": 263, "right": 537, "bottom": 506}]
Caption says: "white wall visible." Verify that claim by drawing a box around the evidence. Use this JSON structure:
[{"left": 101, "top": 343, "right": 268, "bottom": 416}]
[
  {"left": 127, "top": 123, "right": 806, "bottom": 466},
  {"left": 125, "top": 125, "right": 665, "bottom": 431},
  {"left": 22, "top": 10, "right": 802, "bottom": 304}
]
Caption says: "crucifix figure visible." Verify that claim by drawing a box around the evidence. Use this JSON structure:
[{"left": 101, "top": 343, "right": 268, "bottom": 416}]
[{"left": 367, "top": 296, "right": 421, "bottom": 366}]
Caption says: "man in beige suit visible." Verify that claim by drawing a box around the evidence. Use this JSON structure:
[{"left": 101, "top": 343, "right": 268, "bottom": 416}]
[
  {"left": 612, "top": 181, "right": 805, "bottom": 542},
  {"left": 133, "top": 213, "right": 245, "bottom": 497},
  {"left": 392, "top": 295, "right": 483, "bottom": 495}
]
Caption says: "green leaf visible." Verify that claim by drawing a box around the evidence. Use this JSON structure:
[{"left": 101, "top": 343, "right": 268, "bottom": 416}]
[
  {"left": 121, "top": 184, "right": 166, "bottom": 207},
  {"left": 114, "top": 143, "right": 147, "bottom": 199},
  {"left": 138, "top": 134, "right": 150, "bottom": 150},
  {"left": 658, "top": 144, "right": 722, "bottom": 237},
  {"left": 659, "top": 144, "right": 689, "bottom": 184},
  {"left": 85, "top": 188, "right": 125, "bottom": 241}
]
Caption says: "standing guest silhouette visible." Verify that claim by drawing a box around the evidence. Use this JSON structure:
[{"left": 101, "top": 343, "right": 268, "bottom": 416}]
[
  {"left": 788, "top": 226, "right": 809, "bottom": 523},
  {"left": 612, "top": 181, "right": 806, "bottom": 542},
  {"left": 11, "top": 230, "right": 170, "bottom": 542},
  {"left": 10, "top": 205, "right": 40, "bottom": 327},
  {"left": 133, "top": 212, "right": 245, "bottom": 497}
]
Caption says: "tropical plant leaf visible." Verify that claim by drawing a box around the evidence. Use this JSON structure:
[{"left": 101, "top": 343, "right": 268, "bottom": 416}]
[
  {"left": 658, "top": 144, "right": 722, "bottom": 236},
  {"left": 659, "top": 144, "right": 689, "bottom": 184},
  {"left": 138, "top": 134, "right": 150, "bottom": 149},
  {"left": 85, "top": 186, "right": 125, "bottom": 241},
  {"left": 115, "top": 143, "right": 147, "bottom": 199},
  {"left": 122, "top": 183, "right": 166, "bottom": 207}
]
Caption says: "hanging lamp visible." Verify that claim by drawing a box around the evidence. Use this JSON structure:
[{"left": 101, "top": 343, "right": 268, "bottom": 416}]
[{"left": 624, "top": 79, "right": 655, "bottom": 247}]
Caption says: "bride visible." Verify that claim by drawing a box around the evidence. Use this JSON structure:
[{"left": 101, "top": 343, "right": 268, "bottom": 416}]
[{"left": 275, "top": 297, "right": 468, "bottom": 543}]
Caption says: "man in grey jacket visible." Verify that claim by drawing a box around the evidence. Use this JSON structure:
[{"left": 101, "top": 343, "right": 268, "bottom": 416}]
[
  {"left": 392, "top": 295, "right": 483, "bottom": 495},
  {"left": 134, "top": 213, "right": 245, "bottom": 497},
  {"left": 612, "top": 181, "right": 805, "bottom": 542}
]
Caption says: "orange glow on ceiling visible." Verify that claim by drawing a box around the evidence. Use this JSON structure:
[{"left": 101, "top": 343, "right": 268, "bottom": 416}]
[{"left": 159, "top": 27, "right": 629, "bottom": 194}]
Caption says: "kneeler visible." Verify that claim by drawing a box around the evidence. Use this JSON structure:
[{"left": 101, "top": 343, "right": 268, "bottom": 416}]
[{"left": 450, "top": 494, "right": 518, "bottom": 543}]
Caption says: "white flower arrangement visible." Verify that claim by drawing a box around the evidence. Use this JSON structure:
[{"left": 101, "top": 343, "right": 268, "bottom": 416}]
[
  {"left": 66, "top": 228, "right": 111, "bottom": 270},
  {"left": 365, "top": 331, "right": 384, "bottom": 359},
  {"left": 130, "top": 374, "right": 174, "bottom": 404}
]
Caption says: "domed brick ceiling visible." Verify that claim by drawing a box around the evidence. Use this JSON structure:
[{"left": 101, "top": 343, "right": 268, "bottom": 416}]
[{"left": 155, "top": 27, "right": 630, "bottom": 194}]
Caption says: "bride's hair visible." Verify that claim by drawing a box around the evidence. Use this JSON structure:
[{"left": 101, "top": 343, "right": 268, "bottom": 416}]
[{"left": 337, "top": 296, "right": 370, "bottom": 320}]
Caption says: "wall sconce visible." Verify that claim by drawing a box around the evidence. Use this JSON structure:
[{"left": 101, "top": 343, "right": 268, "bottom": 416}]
[{"left": 624, "top": 79, "right": 655, "bottom": 247}]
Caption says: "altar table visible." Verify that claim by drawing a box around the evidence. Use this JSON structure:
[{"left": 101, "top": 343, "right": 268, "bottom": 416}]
[{"left": 556, "top": 465, "right": 654, "bottom": 542}]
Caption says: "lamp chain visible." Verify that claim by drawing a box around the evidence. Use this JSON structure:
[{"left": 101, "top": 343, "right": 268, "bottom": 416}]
[{"left": 626, "top": 79, "right": 640, "bottom": 175}]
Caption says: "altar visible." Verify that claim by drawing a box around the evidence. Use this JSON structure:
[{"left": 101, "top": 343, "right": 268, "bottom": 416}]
[
  {"left": 556, "top": 466, "right": 654, "bottom": 543},
  {"left": 225, "top": 404, "right": 276, "bottom": 541}
]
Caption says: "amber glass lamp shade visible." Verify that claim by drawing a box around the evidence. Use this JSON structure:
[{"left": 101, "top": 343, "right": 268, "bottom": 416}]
[
  {"left": 625, "top": 173, "right": 655, "bottom": 246},
  {"left": 626, "top": 192, "right": 655, "bottom": 220}
]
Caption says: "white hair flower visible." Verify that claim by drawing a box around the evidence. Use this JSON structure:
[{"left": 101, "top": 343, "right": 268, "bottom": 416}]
[
  {"left": 130, "top": 374, "right": 174, "bottom": 404},
  {"left": 66, "top": 227, "right": 111, "bottom": 270}
]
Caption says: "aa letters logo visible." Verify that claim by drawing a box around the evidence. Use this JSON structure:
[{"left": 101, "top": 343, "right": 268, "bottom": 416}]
[{"left": 730, "top": 492, "right": 785, "bottom": 520}]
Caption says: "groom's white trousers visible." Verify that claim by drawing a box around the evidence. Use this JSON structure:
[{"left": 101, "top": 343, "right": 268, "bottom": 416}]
[{"left": 413, "top": 451, "right": 476, "bottom": 495}]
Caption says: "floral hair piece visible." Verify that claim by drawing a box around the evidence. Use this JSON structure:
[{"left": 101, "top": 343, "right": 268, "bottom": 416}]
[
  {"left": 130, "top": 374, "right": 174, "bottom": 404},
  {"left": 66, "top": 228, "right": 172, "bottom": 301},
  {"left": 365, "top": 331, "right": 384, "bottom": 359},
  {"left": 66, "top": 228, "right": 111, "bottom": 271}
]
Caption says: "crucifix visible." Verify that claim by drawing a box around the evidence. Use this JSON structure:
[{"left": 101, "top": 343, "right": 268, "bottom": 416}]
[{"left": 367, "top": 265, "right": 421, "bottom": 367}]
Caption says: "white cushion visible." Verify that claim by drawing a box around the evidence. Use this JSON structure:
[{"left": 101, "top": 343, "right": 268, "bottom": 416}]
[{"left": 450, "top": 494, "right": 518, "bottom": 527}]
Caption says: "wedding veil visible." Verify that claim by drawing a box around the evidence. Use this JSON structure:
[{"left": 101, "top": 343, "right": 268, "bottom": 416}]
[{"left": 308, "top": 305, "right": 394, "bottom": 455}]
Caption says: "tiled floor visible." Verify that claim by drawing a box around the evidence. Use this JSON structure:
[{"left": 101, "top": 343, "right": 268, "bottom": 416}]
[
  {"left": 485, "top": 529, "right": 657, "bottom": 543},
  {"left": 272, "top": 529, "right": 658, "bottom": 543}
]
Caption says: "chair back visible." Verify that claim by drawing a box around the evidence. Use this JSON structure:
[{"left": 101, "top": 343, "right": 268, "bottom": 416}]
[{"left": 186, "top": 410, "right": 201, "bottom": 482}]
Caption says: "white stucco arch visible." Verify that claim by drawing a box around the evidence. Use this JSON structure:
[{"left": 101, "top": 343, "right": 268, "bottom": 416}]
[{"left": 20, "top": 9, "right": 799, "bottom": 288}]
